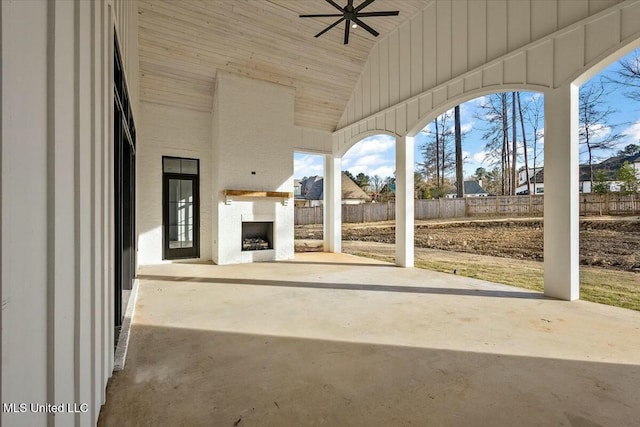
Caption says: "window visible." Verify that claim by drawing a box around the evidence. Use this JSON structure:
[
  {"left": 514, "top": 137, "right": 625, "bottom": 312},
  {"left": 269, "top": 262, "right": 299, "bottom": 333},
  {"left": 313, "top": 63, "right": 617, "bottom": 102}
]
[{"left": 163, "top": 157, "right": 200, "bottom": 259}]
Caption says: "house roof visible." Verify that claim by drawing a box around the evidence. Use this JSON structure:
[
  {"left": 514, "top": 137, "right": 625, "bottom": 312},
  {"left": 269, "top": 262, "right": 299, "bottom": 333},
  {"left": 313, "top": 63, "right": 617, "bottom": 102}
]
[
  {"left": 463, "top": 181, "right": 488, "bottom": 195},
  {"left": 299, "top": 173, "right": 370, "bottom": 201},
  {"left": 531, "top": 153, "right": 640, "bottom": 183}
]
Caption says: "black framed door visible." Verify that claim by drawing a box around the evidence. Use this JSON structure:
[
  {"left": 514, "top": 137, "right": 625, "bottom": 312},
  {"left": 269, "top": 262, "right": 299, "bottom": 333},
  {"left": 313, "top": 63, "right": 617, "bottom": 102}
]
[
  {"left": 114, "top": 34, "right": 136, "bottom": 334},
  {"left": 163, "top": 157, "right": 200, "bottom": 260}
]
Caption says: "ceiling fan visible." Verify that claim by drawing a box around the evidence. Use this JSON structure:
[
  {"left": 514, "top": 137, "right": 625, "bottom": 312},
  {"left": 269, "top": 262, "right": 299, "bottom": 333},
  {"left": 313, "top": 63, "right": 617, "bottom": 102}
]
[{"left": 299, "top": 0, "right": 400, "bottom": 45}]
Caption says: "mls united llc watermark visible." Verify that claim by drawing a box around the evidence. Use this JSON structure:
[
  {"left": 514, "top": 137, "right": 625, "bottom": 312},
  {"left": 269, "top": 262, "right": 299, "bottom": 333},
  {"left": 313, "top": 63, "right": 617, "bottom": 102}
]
[{"left": 3, "top": 402, "right": 89, "bottom": 414}]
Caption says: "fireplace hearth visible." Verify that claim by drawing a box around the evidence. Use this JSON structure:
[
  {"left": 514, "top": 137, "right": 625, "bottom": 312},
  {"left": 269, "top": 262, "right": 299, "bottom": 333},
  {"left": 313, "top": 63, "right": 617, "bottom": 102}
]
[{"left": 241, "top": 221, "right": 273, "bottom": 251}]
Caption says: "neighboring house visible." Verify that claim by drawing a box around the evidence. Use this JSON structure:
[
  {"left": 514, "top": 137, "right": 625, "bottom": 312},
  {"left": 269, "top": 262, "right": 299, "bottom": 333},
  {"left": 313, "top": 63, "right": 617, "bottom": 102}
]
[
  {"left": 519, "top": 153, "right": 640, "bottom": 194},
  {"left": 297, "top": 173, "right": 370, "bottom": 206},
  {"left": 446, "top": 181, "right": 489, "bottom": 198},
  {"left": 376, "top": 182, "right": 396, "bottom": 202},
  {"left": 580, "top": 153, "right": 640, "bottom": 193},
  {"left": 294, "top": 179, "right": 302, "bottom": 197},
  {"left": 516, "top": 167, "right": 545, "bottom": 195}
]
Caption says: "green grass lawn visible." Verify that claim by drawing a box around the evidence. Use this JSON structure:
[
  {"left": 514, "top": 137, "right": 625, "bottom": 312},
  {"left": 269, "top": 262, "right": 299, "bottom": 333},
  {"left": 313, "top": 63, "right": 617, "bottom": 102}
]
[{"left": 346, "top": 248, "right": 640, "bottom": 311}]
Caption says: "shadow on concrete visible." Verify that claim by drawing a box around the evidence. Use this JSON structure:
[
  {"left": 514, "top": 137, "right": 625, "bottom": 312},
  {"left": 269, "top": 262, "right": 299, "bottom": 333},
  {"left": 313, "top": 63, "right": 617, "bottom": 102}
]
[
  {"left": 98, "top": 325, "right": 640, "bottom": 427},
  {"left": 136, "top": 274, "right": 545, "bottom": 300}
]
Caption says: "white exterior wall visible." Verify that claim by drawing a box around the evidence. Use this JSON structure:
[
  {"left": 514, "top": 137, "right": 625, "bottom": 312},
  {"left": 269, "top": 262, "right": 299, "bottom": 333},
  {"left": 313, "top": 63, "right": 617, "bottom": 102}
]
[
  {"left": 137, "top": 103, "right": 212, "bottom": 264},
  {"left": 212, "top": 72, "right": 296, "bottom": 265},
  {"left": 1, "top": 1, "right": 138, "bottom": 425}
]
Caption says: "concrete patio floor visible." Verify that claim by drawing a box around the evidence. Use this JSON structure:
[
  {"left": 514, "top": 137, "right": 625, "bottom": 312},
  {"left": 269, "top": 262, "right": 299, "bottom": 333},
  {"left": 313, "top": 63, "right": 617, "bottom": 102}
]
[{"left": 98, "top": 252, "right": 640, "bottom": 426}]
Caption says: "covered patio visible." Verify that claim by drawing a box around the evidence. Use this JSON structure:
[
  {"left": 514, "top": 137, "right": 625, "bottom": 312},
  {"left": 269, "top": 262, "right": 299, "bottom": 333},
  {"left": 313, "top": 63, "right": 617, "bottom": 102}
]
[
  {"left": 4, "top": 1, "right": 640, "bottom": 425},
  {"left": 98, "top": 253, "right": 640, "bottom": 426}
]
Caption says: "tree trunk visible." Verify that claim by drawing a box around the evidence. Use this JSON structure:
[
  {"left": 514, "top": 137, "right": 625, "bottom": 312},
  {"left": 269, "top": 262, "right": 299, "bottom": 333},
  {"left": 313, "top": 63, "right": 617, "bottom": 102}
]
[
  {"left": 502, "top": 93, "right": 508, "bottom": 195},
  {"left": 517, "top": 93, "right": 531, "bottom": 193},
  {"left": 435, "top": 118, "right": 440, "bottom": 186},
  {"left": 512, "top": 92, "right": 517, "bottom": 195},
  {"left": 588, "top": 145, "right": 594, "bottom": 194},
  {"left": 532, "top": 126, "right": 538, "bottom": 198},
  {"left": 441, "top": 125, "right": 445, "bottom": 186},
  {"left": 517, "top": 94, "right": 532, "bottom": 213},
  {"left": 455, "top": 105, "right": 463, "bottom": 198}
]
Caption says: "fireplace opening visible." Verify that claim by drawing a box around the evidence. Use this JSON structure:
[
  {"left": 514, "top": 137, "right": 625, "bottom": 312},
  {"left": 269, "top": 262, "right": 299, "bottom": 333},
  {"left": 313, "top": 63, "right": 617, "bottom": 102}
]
[{"left": 241, "top": 221, "right": 274, "bottom": 251}]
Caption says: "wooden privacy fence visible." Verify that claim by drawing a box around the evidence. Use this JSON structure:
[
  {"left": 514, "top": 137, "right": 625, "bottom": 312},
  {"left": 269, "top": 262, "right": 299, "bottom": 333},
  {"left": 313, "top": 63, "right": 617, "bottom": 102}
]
[
  {"left": 579, "top": 193, "right": 640, "bottom": 215},
  {"left": 294, "top": 194, "right": 639, "bottom": 225},
  {"left": 465, "top": 195, "right": 545, "bottom": 216}
]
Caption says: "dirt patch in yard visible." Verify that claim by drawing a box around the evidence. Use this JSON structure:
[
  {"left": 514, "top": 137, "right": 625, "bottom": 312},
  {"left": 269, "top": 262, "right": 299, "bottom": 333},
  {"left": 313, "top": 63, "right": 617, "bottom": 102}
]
[{"left": 295, "top": 217, "right": 640, "bottom": 272}]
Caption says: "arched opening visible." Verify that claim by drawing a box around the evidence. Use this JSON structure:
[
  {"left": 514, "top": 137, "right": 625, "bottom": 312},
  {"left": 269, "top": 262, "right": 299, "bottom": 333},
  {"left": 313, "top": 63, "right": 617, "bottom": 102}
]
[
  {"left": 573, "top": 48, "right": 640, "bottom": 310},
  {"left": 315, "top": 134, "right": 404, "bottom": 263},
  {"left": 339, "top": 134, "right": 398, "bottom": 260},
  {"left": 408, "top": 92, "right": 548, "bottom": 292},
  {"left": 334, "top": 93, "right": 558, "bottom": 286}
]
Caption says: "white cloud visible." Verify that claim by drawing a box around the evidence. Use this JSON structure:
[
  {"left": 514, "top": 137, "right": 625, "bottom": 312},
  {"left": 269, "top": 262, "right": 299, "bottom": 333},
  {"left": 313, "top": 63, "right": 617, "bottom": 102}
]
[
  {"left": 622, "top": 120, "right": 640, "bottom": 142},
  {"left": 473, "top": 151, "right": 487, "bottom": 163},
  {"left": 590, "top": 123, "right": 612, "bottom": 141},
  {"left": 461, "top": 122, "right": 474, "bottom": 134},
  {"left": 294, "top": 154, "right": 323, "bottom": 178},
  {"left": 342, "top": 136, "right": 396, "bottom": 178},
  {"left": 345, "top": 155, "right": 395, "bottom": 178},
  {"left": 349, "top": 154, "right": 388, "bottom": 167},
  {"left": 344, "top": 135, "right": 395, "bottom": 157},
  {"left": 368, "top": 166, "right": 395, "bottom": 178}
]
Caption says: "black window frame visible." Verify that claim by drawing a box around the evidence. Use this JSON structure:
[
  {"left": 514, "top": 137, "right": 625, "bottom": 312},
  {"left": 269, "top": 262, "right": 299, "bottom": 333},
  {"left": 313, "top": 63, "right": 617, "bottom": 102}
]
[{"left": 114, "top": 33, "right": 136, "bottom": 332}]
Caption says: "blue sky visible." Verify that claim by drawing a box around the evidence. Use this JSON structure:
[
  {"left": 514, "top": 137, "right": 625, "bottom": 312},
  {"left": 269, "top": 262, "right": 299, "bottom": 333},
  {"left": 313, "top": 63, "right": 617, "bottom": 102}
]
[{"left": 294, "top": 50, "right": 640, "bottom": 180}]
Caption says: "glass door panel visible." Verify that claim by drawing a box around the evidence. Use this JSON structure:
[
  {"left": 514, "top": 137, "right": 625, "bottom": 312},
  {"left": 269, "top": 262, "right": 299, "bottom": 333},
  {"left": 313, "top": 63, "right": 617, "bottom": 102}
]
[{"left": 163, "top": 160, "right": 199, "bottom": 259}]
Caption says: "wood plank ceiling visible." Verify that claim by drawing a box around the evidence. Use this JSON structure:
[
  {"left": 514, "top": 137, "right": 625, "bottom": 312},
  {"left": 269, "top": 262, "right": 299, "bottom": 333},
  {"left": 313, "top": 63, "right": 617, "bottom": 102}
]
[{"left": 138, "top": 0, "right": 429, "bottom": 131}]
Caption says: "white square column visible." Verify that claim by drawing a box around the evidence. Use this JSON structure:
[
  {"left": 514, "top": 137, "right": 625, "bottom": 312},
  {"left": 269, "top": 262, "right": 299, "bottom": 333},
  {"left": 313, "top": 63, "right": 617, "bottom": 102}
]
[
  {"left": 395, "top": 135, "right": 415, "bottom": 267},
  {"left": 544, "top": 85, "right": 580, "bottom": 300},
  {"left": 324, "top": 155, "right": 342, "bottom": 253}
]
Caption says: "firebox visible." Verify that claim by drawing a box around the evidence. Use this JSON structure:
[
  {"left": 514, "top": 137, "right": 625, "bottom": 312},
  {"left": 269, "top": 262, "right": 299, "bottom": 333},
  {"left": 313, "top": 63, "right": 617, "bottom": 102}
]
[{"left": 241, "top": 221, "right": 274, "bottom": 251}]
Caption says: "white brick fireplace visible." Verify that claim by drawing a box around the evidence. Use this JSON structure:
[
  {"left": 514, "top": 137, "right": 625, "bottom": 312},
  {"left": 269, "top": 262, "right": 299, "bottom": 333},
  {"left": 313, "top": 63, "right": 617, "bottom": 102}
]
[
  {"left": 212, "top": 72, "right": 295, "bottom": 264},
  {"left": 138, "top": 71, "right": 331, "bottom": 266}
]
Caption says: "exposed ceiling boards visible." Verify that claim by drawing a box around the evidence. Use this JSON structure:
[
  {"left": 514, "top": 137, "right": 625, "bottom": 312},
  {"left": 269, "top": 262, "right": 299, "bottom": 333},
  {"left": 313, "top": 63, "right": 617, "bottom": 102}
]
[{"left": 138, "top": 0, "right": 429, "bottom": 131}]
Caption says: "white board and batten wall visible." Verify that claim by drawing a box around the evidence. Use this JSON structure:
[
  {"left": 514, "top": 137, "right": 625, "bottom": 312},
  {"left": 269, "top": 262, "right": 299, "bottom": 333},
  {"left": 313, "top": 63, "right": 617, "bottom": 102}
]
[
  {"left": 334, "top": 0, "right": 640, "bottom": 153},
  {"left": 1, "top": 0, "right": 138, "bottom": 425}
]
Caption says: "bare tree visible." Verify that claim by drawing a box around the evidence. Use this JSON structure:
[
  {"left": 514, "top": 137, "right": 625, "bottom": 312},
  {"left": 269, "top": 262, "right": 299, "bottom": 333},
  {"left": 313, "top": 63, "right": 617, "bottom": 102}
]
[
  {"left": 369, "top": 175, "right": 384, "bottom": 201},
  {"left": 474, "top": 94, "right": 512, "bottom": 195},
  {"left": 604, "top": 48, "right": 640, "bottom": 101},
  {"left": 419, "top": 110, "right": 455, "bottom": 186},
  {"left": 525, "top": 94, "right": 544, "bottom": 194},
  {"left": 579, "top": 81, "right": 624, "bottom": 186},
  {"left": 517, "top": 93, "right": 531, "bottom": 194}
]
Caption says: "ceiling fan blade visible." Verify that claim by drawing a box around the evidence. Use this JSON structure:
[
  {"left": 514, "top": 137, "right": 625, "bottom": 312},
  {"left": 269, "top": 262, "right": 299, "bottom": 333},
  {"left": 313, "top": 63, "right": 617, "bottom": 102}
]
[
  {"left": 344, "top": 19, "right": 351, "bottom": 44},
  {"left": 324, "top": 0, "right": 345, "bottom": 13},
  {"left": 356, "top": 11, "right": 399, "bottom": 17},
  {"left": 353, "top": 17, "right": 379, "bottom": 37},
  {"left": 355, "top": 0, "right": 376, "bottom": 12},
  {"left": 315, "top": 17, "right": 345, "bottom": 38},
  {"left": 300, "top": 13, "right": 345, "bottom": 18}
]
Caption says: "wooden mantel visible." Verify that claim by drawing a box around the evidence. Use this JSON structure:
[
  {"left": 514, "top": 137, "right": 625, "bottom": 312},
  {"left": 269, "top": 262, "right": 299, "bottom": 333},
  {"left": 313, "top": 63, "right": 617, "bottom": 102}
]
[{"left": 223, "top": 189, "right": 293, "bottom": 205}]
